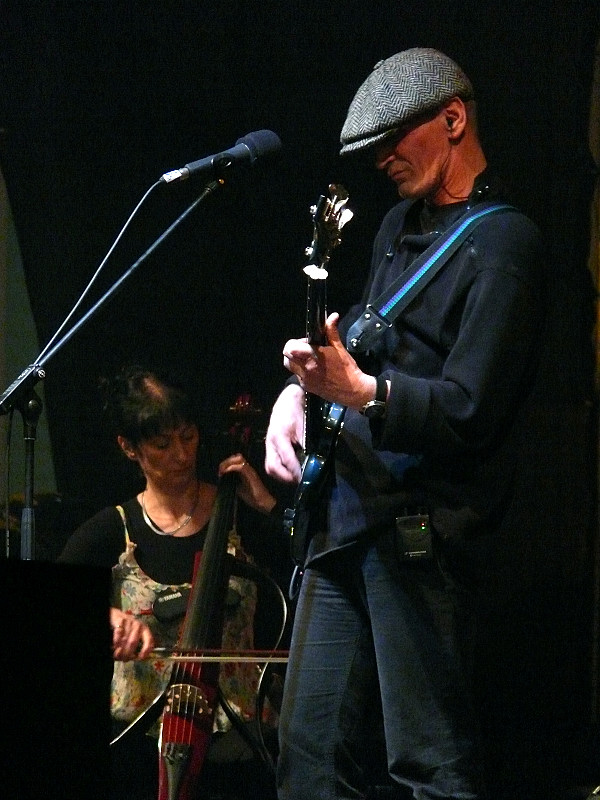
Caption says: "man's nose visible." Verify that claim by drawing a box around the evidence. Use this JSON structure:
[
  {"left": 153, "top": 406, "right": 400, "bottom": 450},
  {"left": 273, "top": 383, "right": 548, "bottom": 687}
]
[{"left": 374, "top": 144, "right": 394, "bottom": 170}]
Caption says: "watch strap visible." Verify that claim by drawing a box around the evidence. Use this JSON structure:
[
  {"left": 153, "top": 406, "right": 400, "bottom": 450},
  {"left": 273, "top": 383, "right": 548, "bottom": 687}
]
[
  {"left": 360, "top": 375, "right": 388, "bottom": 417},
  {"left": 374, "top": 374, "right": 387, "bottom": 403}
]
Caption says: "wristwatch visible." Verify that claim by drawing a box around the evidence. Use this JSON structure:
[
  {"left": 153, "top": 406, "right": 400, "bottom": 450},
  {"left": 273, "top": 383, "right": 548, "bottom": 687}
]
[{"left": 360, "top": 374, "right": 388, "bottom": 419}]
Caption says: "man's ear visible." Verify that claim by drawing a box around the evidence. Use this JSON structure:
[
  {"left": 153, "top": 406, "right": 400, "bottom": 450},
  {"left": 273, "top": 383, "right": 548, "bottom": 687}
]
[{"left": 443, "top": 97, "right": 467, "bottom": 138}]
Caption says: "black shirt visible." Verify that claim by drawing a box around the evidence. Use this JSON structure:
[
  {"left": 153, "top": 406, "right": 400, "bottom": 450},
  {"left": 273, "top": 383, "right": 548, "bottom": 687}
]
[{"left": 58, "top": 498, "right": 209, "bottom": 586}]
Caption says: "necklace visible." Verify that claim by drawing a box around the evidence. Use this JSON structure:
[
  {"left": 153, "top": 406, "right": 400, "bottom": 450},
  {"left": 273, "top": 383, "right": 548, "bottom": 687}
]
[{"left": 141, "top": 485, "right": 200, "bottom": 536}]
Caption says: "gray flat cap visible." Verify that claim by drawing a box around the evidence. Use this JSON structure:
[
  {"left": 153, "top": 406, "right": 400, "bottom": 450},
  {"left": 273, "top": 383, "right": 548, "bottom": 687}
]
[{"left": 340, "top": 48, "right": 474, "bottom": 155}]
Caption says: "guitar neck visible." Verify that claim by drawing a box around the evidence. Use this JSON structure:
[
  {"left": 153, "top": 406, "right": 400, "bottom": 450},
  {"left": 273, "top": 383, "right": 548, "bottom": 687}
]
[
  {"left": 300, "top": 183, "right": 352, "bottom": 457},
  {"left": 303, "top": 272, "right": 327, "bottom": 454},
  {"left": 305, "top": 270, "right": 328, "bottom": 347}
]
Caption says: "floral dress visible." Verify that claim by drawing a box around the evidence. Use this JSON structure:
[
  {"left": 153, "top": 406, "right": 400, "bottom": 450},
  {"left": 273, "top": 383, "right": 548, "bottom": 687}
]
[{"left": 110, "top": 508, "right": 259, "bottom": 733}]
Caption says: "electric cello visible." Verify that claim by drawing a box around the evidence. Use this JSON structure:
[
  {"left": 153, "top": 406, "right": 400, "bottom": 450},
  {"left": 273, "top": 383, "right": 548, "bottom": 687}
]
[
  {"left": 157, "top": 465, "right": 238, "bottom": 800},
  {"left": 156, "top": 394, "right": 267, "bottom": 800}
]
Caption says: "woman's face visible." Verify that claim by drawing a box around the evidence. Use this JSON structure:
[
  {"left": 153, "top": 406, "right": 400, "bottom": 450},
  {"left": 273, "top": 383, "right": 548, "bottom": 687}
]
[{"left": 119, "top": 422, "right": 199, "bottom": 489}]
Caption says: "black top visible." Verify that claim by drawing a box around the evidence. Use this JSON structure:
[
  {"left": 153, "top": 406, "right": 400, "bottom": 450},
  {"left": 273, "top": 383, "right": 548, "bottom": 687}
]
[{"left": 57, "top": 498, "right": 208, "bottom": 586}]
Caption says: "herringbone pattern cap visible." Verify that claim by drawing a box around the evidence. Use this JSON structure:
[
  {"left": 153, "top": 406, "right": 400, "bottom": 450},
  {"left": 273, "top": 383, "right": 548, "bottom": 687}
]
[{"left": 340, "top": 48, "right": 474, "bottom": 154}]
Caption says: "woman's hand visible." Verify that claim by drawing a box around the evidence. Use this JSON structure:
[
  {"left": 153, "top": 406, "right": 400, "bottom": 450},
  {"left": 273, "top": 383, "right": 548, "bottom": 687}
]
[
  {"left": 110, "top": 607, "right": 155, "bottom": 661},
  {"left": 218, "top": 453, "right": 277, "bottom": 515}
]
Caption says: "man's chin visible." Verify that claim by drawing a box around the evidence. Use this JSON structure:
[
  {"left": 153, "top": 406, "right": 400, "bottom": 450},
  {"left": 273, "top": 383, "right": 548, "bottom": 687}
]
[{"left": 395, "top": 183, "right": 416, "bottom": 199}]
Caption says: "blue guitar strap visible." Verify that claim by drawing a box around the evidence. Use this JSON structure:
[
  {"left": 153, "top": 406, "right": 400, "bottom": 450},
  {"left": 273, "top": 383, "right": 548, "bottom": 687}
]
[{"left": 346, "top": 202, "right": 514, "bottom": 354}]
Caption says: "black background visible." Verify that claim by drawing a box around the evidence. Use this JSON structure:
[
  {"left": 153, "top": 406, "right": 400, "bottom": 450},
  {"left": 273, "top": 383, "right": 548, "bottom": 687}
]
[
  {"left": 0, "top": 0, "right": 597, "bottom": 508},
  {"left": 1, "top": 2, "right": 600, "bottom": 796}
]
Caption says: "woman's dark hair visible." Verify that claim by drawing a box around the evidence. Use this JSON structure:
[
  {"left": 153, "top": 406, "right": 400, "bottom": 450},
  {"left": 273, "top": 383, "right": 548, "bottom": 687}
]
[{"left": 100, "top": 365, "right": 199, "bottom": 446}]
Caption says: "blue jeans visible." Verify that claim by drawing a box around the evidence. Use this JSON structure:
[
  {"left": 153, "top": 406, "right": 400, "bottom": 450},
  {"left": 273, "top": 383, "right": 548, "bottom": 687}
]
[{"left": 277, "top": 536, "right": 487, "bottom": 800}]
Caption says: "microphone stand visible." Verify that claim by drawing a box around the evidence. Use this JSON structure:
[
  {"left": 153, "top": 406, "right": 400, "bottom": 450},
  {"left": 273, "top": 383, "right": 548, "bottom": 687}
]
[
  {"left": 15, "top": 389, "right": 43, "bottom": 560},
  {"left": 0, "top": 178, "right": 224, "bottom": 560}
]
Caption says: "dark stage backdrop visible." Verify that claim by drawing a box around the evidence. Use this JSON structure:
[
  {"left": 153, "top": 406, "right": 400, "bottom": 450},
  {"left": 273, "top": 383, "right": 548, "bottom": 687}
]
[
  {"left": 0, "top": 11, "right": 597, "bottom": 564},
  {"left": 0, "top": 0, "right": 596, "bottom": 508},
  {"left": 1, "top": 1, "right": 600, "bottom": 796}
]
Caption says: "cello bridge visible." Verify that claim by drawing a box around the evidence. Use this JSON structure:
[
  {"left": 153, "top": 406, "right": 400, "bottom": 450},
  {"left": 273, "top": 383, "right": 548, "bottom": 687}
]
[{"left": 165, "top": 683, "right": 213, "bottom": 718}]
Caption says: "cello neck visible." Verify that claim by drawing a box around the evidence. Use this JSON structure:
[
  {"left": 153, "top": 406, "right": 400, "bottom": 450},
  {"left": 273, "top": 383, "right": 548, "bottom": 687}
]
[{"left": 179, "top": 471, "right": 238, "bottom": 650}]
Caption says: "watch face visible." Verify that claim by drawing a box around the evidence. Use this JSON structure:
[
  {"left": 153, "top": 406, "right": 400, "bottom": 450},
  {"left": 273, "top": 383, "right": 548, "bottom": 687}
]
[{"left": 362, "top": 400, "right": 386, "bottom": 419}]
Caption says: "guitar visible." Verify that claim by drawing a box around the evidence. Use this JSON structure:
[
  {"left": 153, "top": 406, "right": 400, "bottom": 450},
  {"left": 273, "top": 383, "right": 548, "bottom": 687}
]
[{"left": 284, "top": 184, "right": 353, "bottom": 566}]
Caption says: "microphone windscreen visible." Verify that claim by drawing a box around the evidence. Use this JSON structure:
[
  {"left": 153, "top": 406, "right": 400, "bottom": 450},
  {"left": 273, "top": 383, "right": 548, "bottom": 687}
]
[{"left": 237, "top": 129, "right": 282, "bottom": 162}]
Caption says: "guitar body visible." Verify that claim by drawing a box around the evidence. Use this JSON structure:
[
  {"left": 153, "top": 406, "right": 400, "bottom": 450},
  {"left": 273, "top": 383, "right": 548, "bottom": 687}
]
[
  {"left": 286, "top": 401, "right": 346, "bottom": 565},
  {"left": 285, "top": 185, "right": 352, "bottom": 566}
]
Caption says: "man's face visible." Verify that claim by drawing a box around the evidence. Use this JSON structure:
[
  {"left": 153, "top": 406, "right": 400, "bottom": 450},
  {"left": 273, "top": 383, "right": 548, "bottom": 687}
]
[{"left": 374, "top": 107, "right": 452, "bottom": 203}]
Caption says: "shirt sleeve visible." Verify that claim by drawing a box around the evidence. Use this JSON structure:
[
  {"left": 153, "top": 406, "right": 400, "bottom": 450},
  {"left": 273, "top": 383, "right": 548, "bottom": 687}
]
[{"left": 56, "top": 506, "right": 125, "bottom": 569}]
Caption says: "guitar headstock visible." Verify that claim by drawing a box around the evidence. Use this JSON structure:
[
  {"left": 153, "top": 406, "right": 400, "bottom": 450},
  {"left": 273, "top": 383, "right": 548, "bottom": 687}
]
[{"left": 305, "top": 183, "right": 353, "bottom": 271}]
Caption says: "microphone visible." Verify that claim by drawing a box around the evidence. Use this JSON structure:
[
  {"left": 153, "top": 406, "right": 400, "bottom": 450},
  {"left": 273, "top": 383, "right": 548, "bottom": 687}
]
[{"left": 160, "top": 129, "right": 282, "bottom": 184}]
